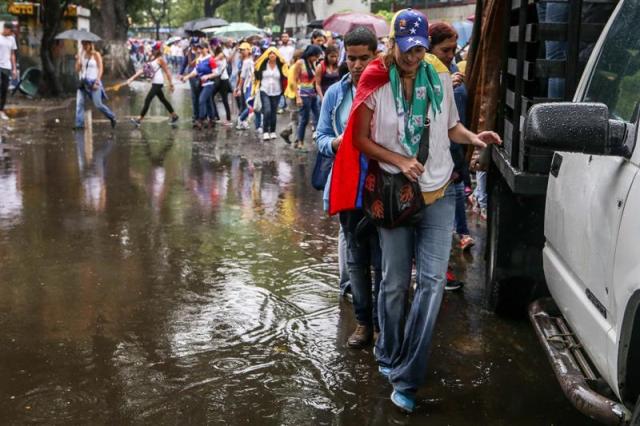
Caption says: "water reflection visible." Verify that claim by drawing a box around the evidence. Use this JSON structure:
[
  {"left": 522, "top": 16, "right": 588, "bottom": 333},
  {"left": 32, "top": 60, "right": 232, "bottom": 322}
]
[{"left": 0, "top": 91, "right": 599, "bottom": 425}]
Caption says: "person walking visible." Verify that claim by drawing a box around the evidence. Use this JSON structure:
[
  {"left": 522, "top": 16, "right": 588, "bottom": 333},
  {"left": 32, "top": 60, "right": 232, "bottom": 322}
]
[
  {"left": 181, "top": 41, "right": 218, "bottom": 130},
  {"left": 128, "top": 42, "right": 179, "bottom": 127},
  {"left": 316, "top": 26, "right": 379, "bottom": 347},
  {"left": 315, "top": 44, "right": 341, "bottom": 102},
  {"left": 291, "top": 44, "right": 323, "bottom": 150},
  {"left": 74, "top": 40, "right": 116, "bottom": 130},
  {"left": 211, "top": 46, "right": 232, "bottom": 125},
  {"left": 235, "top": 42, "right": 255, "bottom": 130},
  {"left": 278, "top": 32, "right": 295, "bottom": 65},
  {"left": 253, "top": 47, "right": 288, "bottom": 140},
  {"left": 328, "top": 9, "right": 501, "bottom": 412},
  {"left": 180, "top": 38, "right": 202, "bottom": 124},
  {"left": 0, "top": 22, "right": 17, "bottom": 121}
]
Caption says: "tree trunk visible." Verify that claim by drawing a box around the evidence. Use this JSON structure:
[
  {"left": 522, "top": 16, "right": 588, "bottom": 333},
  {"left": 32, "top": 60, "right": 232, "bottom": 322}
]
[
  {"left": 305, "top": 0, "right": 316, "bottom": 21},
  {"left": 204, "top": 0, "right": 229, "bottom": 18},
  {"left": 94, "top": 0, "right": 131, "bottom": 79},
  {"left": 40, "top": 0, "right": 70, "bottom": 96}
]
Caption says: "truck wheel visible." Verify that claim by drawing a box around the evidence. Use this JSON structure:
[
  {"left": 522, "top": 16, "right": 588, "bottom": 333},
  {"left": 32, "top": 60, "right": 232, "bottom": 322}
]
[{"left": 484, "top": 163, "right": 543, "bottom": 316}]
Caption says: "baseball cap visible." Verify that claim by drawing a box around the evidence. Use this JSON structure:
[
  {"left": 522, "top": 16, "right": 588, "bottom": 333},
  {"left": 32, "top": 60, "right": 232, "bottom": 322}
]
[
  {"left": 152, "top": 41, "right": 162, "bottom": 51},
  {"left": 190, "top": 37, "right": 200, "bottom": 45},
  {"left": 390, "top": 9, "right": 429, "bottom": 53},
  {"left": 239, "top": 42, "right": 251, "bottom": 50}
]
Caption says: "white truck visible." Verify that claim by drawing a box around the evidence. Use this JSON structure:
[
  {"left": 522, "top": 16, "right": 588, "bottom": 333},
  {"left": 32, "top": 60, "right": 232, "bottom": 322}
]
[{"left": 479, "top": 0, "right": 640, "bottom": 423}]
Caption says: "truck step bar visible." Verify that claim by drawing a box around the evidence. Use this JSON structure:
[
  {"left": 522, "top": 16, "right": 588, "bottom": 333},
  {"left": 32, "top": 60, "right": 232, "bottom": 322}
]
[{"left": 529, "top": 298, "right": 631, "bottom": 425}]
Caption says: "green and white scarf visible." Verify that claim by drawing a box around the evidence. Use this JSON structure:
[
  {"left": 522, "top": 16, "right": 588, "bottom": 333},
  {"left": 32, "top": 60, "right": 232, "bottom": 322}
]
[{"left": 389, "top": 61, "right": 443, "bottom": 157}]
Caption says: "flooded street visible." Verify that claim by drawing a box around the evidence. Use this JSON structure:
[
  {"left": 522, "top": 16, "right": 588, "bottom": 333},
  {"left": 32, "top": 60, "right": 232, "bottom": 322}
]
[{"left": 0, "top": 83, "right": 596, "bottom": 425}]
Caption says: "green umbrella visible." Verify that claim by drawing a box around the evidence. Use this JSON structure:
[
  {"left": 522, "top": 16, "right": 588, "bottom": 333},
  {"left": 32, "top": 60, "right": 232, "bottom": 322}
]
[{"left": 210, "top": 22, "right": 264, "bottom": 39}]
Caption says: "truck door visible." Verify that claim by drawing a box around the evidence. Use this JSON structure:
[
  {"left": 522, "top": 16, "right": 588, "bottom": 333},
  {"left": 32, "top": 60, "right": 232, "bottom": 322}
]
[{"left": 542, "top": 0, "right": 640, "bottom": 386}]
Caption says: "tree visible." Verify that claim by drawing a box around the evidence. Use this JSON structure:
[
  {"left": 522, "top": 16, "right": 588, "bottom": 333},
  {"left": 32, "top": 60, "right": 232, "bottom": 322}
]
[
  {"left": 40, "top": 0, "right": 71, "bottom": 96},
  {"left": 147, "top": 0, "right": 170, "bottom": 40},
  {"left": 204, "top": 0, "right": 229, "bottom": 17}
]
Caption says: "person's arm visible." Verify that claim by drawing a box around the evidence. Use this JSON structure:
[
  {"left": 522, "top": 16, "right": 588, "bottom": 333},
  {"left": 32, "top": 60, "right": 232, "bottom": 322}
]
[
  {"left": 127, "top": 69, "right": 144, "bottom": 84},
  {"left": 448, "top": 123, "right": 501, "bottom": 149},
  {"left": 315, "top": 63, "right": 324, "bottom": 99},
  {"left": 181, "top": 68, "right": 198, "bottom": 81},
  {"left": 352, "top": 105, "right": 425, "bottom": 182},
  {"left": 10, "top": 47, "right": 16, "bottom": 80},
  {"left": 75, "top": 52, "right": 82, "bottom": 73},
  {"left": 93, "top": 53, "right": 104, "bottom": 90},
  {"left": 316, "top": 86, "right": 339, "bottom": 157},
  {"left": 159, "top": 58, "right": 174, "bottom": 92},
  {"left": 179, "top": 49, "right": 189, "bottom": 75}
]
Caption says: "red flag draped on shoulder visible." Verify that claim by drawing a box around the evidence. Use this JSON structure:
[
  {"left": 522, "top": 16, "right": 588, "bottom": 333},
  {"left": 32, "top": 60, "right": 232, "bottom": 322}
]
[{"left": 328, "top": 57, "right": 390, "bottom": 215}]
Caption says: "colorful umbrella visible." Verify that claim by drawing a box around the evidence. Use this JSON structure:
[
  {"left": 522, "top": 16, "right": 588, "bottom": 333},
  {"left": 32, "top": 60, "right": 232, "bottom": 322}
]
[{"left": 323, "top": 12, "right": 389, "bottom": 38}]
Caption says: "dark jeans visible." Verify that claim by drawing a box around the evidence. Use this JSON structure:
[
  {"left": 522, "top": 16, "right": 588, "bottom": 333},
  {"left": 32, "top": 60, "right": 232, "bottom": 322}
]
[
  {"left": 339, "top": 209, "right": 381, "bottom": 330},
  {"left": 260, "top": 91, "right": 281, "bottom": 133},
  {"left": 212, "top": 79, "right": 231, "bottom": 121},
  {"left": 140, "top": 83, "right": 174, "bottom": 118},
  {"left": 189, "top": 77, "right": 200, "bottom": 120},
  {"left": 296, "top": 96, "right": 320, "bottom": 142},
  {"left": 198, "top": 84, "right": 215, "bottom": 121},
  {"left": 0, "top": 71, "right": 9, "bottom": 111},
  {"left": 454, "top": 182, "right": 470, "bottom": 235}
]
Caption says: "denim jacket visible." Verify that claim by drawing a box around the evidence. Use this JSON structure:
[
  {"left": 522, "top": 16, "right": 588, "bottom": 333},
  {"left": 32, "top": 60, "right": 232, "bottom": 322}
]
[{"left": 316, "top": 73, "right": 354, "bottom": 211}]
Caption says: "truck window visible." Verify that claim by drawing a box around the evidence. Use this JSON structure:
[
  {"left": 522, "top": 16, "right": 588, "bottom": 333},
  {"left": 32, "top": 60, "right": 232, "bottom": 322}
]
[{"left": 584, "top": 0, "right": 640, "bottom": 122}]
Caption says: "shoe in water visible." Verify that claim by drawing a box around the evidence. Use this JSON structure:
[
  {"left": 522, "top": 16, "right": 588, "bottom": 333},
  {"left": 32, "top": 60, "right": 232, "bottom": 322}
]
[
  {"left": 391, "top": 390, "right": 415, "bottom": 413},
  {"left": 445, "top": 279, "right": 464, "bottom": 291},
  {"left": 378, "top": 365, "right": 391, "bottom": 378},
  {"left": 347, "top": 323, "right": 372, "bottom": 348},
  {"left": 170, "top": 115, "right": 179, "bottom": 124},
  {"left": 459, "top": 234, "right": 475, "bottom": 251},
  {"left": 130, "top": 118, "right": 141, "bottom": 128},
  {"left": 0, "top": 111, "right": 9, "bottom": 120},
  {"left": 262, "top": 132, "right": 270, "bottom": 141},
  {"left": 110, "top": 118, "right": 117, "bottom": 129},
  {"left": 280, "top": 129, "right": 292, "bottom": 144}
]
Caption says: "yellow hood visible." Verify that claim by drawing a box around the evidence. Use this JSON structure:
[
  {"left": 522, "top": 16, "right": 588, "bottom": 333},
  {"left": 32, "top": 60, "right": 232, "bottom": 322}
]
[{"left": 424, "top": 53, "right": 450, "bottom": 74}]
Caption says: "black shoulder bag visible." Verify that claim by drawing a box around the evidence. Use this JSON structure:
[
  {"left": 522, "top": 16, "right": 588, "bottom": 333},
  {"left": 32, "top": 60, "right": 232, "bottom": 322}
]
[{"left": 362, "top": 116, "right": 430, "bottom": 228}]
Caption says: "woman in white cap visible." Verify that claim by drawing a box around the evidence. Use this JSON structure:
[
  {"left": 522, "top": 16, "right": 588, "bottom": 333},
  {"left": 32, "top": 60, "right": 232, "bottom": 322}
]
[{"left": 329, "top": 8, "right": 501, "bottom": 413}]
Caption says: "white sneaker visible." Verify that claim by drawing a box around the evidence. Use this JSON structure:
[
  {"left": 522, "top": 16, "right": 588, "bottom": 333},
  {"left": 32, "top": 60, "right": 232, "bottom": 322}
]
[
  {"left": 257, "top": 127, "right": 263, "bottom": 134},
  {"left": 0, "top": 111, "right": 8, "bottom": 120},
  {"left": 270, "top": 132, "right": 277, "bottom": 139},
  {"left": 241, "top": 121, "right": 249, "bottom": 129},
  {"left": 262, "top": 132, "right": 270, "bottom": 141}
]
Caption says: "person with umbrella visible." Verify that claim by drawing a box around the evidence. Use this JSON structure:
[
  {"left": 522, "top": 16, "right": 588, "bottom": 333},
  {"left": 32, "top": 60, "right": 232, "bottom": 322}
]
[
  {"left": 127, "top": 42, "right": 179, "bottom": 128},
  {"left": 74, "top": 40, "right": 116, "bottom": 130}
]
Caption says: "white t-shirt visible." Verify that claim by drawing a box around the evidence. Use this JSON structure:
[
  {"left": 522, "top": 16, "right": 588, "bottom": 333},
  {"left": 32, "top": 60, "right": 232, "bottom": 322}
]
[
  {"left": 240, "top": 58, "right": 254, "bottom": 91},
  {"left": 260, "top": 64, "right": 281, "bottom": 96},
  {"left": 151, "top": 59, "right": 164, "bottom": 84},
  {"left": 364, "top": 72, "right": 459, "bottom": 192},
  {"left": 0, "top": 34, "right": 17, "bottom": 71},
  {"left": 278, "top": 44, "right": 294, "bottom": 64}
]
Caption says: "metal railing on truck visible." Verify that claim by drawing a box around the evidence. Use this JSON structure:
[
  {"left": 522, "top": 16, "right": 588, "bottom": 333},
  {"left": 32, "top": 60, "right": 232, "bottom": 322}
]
[{"left": 498, "top": 0, "right": 617, "bottom": 187}]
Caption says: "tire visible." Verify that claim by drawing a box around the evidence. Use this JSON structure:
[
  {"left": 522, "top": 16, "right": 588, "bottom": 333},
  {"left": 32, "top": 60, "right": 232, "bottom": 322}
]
[{"left": 484, "top": 163, "right": 542, "bottom": 317}]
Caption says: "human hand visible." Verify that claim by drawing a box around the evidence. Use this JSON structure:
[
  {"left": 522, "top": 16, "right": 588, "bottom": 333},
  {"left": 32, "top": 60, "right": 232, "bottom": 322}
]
[
  {"left": 296, "top": 97, "right": 302, "bottom": 107},
  {"left": 11, "top": 70, "right": 17, "bottom": 80},
  {"left": 470, "top": 130, "right": 501, "bottom": 149},
  {"left": 452, "top": 72, "right": 464, "bottom": 88},
  {"left": 398, "top": 156, "right": 425, "bottom": 182},
  {"left": 92, "top": 81, "right": 100, "bottom": 90},
  {"left": 169, "top": 84, "right": 175, "bottom": 93},
  {"left": 331, "top": 134, "right": 343, "bottom": 152}
]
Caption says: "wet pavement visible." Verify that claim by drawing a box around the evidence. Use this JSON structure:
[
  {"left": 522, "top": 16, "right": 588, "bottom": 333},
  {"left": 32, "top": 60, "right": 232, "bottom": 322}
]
[{"left": 0, "top": 82, "right": 597, "bottom": 425}]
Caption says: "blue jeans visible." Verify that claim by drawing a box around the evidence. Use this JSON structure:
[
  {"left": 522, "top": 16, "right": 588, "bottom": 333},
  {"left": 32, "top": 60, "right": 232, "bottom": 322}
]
[
  {"left": 260, "top": 92, "right": 281, "bottom": 133},
  {"left": 239, "top": 86, "right": 261, "bottom": 129},
  {"left": 338, "top": 226, "right": 351, "bottom": 295},
  {"left": 454, "top": 181, "right": 470, "bottom": 235},
  {"left": 296, "top": 96, "right": 320, "bottom": 142},
  {"left": 189, "top": 77, "right": 200, "bottom": 121},
  {"left": 474, "top": 171, "right": 488, "bottom": 210},
  {"left": 375, "top": 185, "right": 455, "bottom": 395},
  {"left": 75, "top": 88, "right": 115, "bottom": 128},
  {"left": 340, "top": 210, "right": 381, "bottom": 329},
  {"left": 198, "top": 84, "right": 214, "bottom": 120},
  {"left": 541, "top": 2, "right": 568, "bottom": 98}
]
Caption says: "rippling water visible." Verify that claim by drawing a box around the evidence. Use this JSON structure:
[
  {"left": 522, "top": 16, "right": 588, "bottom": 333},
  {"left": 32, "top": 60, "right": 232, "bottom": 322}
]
[{"left": 0, "top": 86, "right": 597, "bottom": 425}]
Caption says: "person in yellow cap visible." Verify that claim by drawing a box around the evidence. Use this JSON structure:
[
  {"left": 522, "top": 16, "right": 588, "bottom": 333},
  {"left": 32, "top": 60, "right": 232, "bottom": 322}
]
[
  {"left": 234, "top": 42, "right": 255, "bottom": 130},
  {"left": 252, "top": 47, "right": 289, "bottom": 140}
]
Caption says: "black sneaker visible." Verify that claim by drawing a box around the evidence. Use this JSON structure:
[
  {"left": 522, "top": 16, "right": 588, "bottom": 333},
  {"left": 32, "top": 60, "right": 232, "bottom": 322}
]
[
  {"left": 170, "top": 115, "right": 179, "bottom": 125},
  {"left": 110, "top": 118, "right": 117, "bottom": 129},
  {"left": 280, "top": 129, "right": 292, "bottom": 144},
  {"left": 445, "top": 279, "right": 464, "bottom": 291},
  {"left": 130, "top": 118, "right": 141, "bottom": 128}
]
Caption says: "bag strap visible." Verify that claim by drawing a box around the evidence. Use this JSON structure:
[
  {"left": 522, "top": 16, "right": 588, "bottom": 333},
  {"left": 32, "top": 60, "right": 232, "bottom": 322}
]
[{"left": 416, "top": 102, "right": 431, "bottom": 165}]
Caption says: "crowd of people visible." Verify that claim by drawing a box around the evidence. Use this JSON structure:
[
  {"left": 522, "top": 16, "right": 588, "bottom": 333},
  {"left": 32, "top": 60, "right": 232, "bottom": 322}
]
[{"left": 70, "top": 9, "right": 499, "bottom": 413}]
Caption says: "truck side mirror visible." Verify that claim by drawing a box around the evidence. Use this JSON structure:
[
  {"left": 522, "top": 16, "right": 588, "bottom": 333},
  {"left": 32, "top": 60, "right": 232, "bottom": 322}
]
[{"left": 523, "top": 103, "right": 631, "bottom": 158}]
